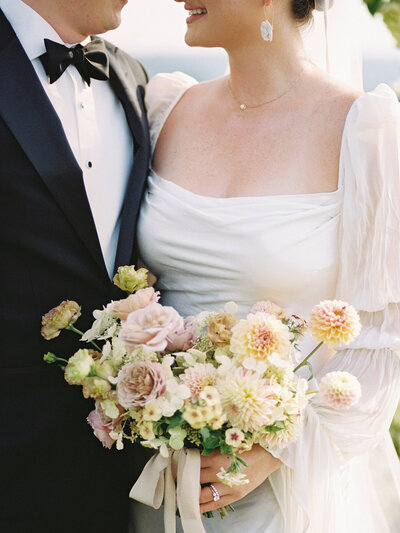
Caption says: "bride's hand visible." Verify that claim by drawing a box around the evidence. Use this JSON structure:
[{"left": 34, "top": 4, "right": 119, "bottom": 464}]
[{"left": 199, "top": 444, "right": 282, "bottom": 514}]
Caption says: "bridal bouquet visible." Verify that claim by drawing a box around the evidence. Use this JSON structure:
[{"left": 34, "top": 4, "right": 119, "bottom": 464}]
[{"left": 42, "top": 265, "right": 362, "bottom": 529}]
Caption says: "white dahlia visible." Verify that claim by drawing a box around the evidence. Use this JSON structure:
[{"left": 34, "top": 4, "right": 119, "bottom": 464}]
[
  {"left": 309, "top": 300, "right": 361, "bottom": 347},
  {"left": 230, "top": 312, "right": 292, "bottom": 363},
  {"left": 257, "top": 416, "right": 302, "bottom": 450},
  {"left": 180, "top": 363, "right": 217, "bottom": 400},
  {"left": 217, "top": 367, "right": 276, "bottom": 432},
  {"left": 319, "top": 371, "right": 361, "bottom": 409}
]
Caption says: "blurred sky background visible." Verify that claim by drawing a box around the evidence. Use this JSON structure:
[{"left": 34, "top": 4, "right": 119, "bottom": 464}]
[{"left": 104, "top": 0, "right": 400, "bottom": 90}]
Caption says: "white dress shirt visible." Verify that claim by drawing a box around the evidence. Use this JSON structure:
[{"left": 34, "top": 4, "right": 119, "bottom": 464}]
[{"left": 0, "top": 0, "right": 134, "bottom": 277}]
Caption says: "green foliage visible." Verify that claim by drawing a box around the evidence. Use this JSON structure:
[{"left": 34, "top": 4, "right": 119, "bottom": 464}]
[
  {"left": 381, "top": 2, "right": 400, "bottom": 46},
  {"left": 363, "top": 0, "right": 400, "bottom": 46},
  {"left": 167, "top": 412, "right": 184, "bottom": 431},
  {"left": 390, "top": 402, "right": 400, "bottom": 456},
  {"left": 200, "top": 427, "right": 222, "bottom": 454},
  {"left": 364, "top": 0, "right": 384, "bottom": 15}
]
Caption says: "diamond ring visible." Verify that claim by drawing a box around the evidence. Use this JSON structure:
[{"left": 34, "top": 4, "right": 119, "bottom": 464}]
[{"left": 209, "top": 484, "right": 220, "bottom": 502}]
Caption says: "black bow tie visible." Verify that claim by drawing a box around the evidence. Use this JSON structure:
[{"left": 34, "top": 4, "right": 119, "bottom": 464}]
[{"left": 39, "top": 38, "right": 110, "bottom": 86}]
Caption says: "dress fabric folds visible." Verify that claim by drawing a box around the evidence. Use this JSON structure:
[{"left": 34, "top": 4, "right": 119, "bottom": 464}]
[{"left": 134, "top": 73, "right": 400, "bottom": 533}]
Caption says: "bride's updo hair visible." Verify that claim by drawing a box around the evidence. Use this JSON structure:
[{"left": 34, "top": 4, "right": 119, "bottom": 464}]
[{"left": 291, "top": 0, "right": 315, "bottom": 22}]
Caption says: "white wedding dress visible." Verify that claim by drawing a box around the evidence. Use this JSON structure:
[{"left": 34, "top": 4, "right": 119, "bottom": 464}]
[{"left": 130, "top": 72, "right": 400, "bottom": 533}]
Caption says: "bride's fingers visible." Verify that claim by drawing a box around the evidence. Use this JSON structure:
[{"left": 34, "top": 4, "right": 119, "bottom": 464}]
[
  {"left": 199, "top": 483, "right": 231, "bottom": 505},
  {"left": 199, "top": 494, "right": 233, "bottom": 514},
  {"left": 200, "top": 452, "right": 232, "bottom": 470},
  {"left": 200, "top": 466, "right": 221, "bottom": 484}
]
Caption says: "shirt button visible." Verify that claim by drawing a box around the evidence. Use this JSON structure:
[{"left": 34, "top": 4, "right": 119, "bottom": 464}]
[
  {"left": 80, "top": 102, "right": 85, "bottom": 109},
  {"left": 87, "top": 161, "right": 93, "bottom": 169}
]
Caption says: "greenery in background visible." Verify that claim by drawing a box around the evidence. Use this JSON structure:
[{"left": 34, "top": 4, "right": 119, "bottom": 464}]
[
  {"left": 363, "top": 2, "right": 400, "bottom": 457},
  {"left": 391, "top": 404, "right": 400, "bottom": 456},
  {"left": 363, "top": 0, "right": 400, "bottom": 46}
]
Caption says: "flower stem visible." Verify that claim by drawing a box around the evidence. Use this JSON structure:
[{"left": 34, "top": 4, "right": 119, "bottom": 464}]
[
  {"left": 88, "top": 370, "right": 111, "bottom": 383},
  {"left": 66, "top": 324, "right": 84, "bottom": 336},
  {"left": 66, "top": 324, "right": 102, "bottom": 352},
  {"left": 294, "top": 341, "right": 323, "bottom": 373}
]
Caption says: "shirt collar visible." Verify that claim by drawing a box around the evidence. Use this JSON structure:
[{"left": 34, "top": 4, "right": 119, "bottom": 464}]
[{"left": 0, "top": 0, "right": 90, "bottom": 61}]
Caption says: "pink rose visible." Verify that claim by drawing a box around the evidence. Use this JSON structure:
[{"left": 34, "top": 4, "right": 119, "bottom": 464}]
[
  {"left": 120, "top": 302, "right": 184, "bottom": 353},
  {"left": 87, "top": 409, "right": 116, "bottom": 449},
  {"left": 87, "top": 403, "right": 124, "bottom": 448},
  {"left": 116, "top": 361, "right": 167, "bottom": 408},
  {"left": 167, "top": 316, "right": 197, "bottom": 351},
  {"left": 107, "top": 288, "right": 160, "bottom": 321}
]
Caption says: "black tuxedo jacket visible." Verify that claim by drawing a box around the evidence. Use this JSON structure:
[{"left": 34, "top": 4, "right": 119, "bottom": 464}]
[{"left": 0, "top": 9, "right": 151, "bottom": 533}]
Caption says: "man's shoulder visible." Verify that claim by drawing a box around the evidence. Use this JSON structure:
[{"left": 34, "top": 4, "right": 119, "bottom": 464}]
[{"left": 99, "top": 37, "right": 148, "bottom": 86}]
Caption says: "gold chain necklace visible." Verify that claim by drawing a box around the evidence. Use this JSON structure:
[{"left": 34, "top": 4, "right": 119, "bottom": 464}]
[{"left": 227, "top": 68, "right": 305, "bottom": 111}]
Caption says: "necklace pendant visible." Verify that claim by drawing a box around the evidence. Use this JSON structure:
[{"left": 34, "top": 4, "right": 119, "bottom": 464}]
[{"left": 240, "top": 103, "right": 247, "bottom": 110}]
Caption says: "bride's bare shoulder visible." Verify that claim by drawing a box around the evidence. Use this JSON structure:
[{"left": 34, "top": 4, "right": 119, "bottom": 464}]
[{"left": 308, "top": 73, "right": 362, "bottom": 119}]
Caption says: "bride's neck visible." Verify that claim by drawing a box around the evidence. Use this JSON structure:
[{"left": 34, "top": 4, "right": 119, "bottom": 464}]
[{"left": 226, "top": 25, "right": 310, "bottom": 106}]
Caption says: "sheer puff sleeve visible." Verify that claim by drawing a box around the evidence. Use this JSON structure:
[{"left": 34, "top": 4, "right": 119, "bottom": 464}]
[
  {"left": 269, "top": 85, "right": 400, "bottom": 533},
  {"left": 144, "top": 72, "right": 197, "bottom": 154}
]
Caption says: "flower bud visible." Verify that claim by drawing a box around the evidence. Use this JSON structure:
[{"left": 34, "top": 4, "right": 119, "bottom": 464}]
[
  {"left": 113, "top": 265, "right": 148, "bottom": 293},
  {"left": 43, "top": 352, "right": 58, "bottom": 364}
]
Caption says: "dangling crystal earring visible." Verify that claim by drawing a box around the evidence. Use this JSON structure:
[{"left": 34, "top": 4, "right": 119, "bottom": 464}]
[{"left": 260, "top": 2, "right": 273, "bottom": 42}]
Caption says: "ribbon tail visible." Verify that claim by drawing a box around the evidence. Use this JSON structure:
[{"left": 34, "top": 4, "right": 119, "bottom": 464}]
[
  {"left": 177, "top": 449, "right": 207, "bottom": 533},
  {"left": 129, "top": 452, "right": 169, "bottom": 509},
  {"left": 163, "top": 455, "right": 178, "bottom": 533}
]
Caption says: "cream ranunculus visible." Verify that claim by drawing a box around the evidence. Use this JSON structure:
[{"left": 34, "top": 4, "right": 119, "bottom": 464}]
[
  {"left": 207, "top": 313, "right": 238, "bottom": 346},
  {"left": 41, "top": 300, "right": 81, "bottom": 340},
  {"left": 116, "top": 361, "right": 167, "bottom": 408},
  {"left": 106, "top": 288, "right": 160, "bottom": 321},
  {"left": 113, "top": 265, "right": 148, "bottom": 293},
  {"left": 64, "top": 349, "right": 95, "bottom": 385},
  {"left": 120, "top": 302, "right": 184, "bottom": 353}
]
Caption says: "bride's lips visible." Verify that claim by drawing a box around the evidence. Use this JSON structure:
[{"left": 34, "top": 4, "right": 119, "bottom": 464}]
[{"left": 184, "top": 4, "right": 208, "bottom": 24}]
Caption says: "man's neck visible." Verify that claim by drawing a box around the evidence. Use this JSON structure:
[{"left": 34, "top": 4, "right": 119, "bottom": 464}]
[{"left": 22, "top": 0, "right": 87, "bottom": 43}]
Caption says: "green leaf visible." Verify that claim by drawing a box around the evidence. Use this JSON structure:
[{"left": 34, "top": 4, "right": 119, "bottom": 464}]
[
  {"left": 167, "top": 413, "right": 184, "bottom": 431},
  {"left": 203, "top": 435, "right": 220, "bottom": 449},
  {"left": 200, "top": 427, "right": 210, "bottom": 439},
  {"left": 363, "top": 0, "right": 383, "bottom": 15},
  {"left": 265, "top": 420, "right": 286, "bottom": 434},
  {"left": 233, "top": 455, "right": 248, "bottom": 467},
  {"left": 306, "top": 361, "right": 314, "bottom": 381},
  {"left": 219, "top": 443, "right": 234, "bottom": 456},
  {"left": 201, "top": 448, "right": 216, "bottom": 456}
]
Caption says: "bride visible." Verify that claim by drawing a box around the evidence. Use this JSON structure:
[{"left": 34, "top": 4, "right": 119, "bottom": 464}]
[{"left": 131, "top": 0, "right": 400, "bottom": 531}]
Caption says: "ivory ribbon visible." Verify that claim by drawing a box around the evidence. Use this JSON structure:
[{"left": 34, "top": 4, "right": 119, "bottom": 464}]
[{"left": 129, "top": 448, "right": 206, "bottom": 533}]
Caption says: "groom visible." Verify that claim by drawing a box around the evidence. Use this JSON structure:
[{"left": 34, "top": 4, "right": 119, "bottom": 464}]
[{"left": 0, "top": 0, "right": 150, "bottom": 531}]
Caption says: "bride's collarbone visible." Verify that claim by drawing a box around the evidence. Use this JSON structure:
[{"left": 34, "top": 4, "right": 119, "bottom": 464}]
[
  {"left": 153, "top": 86, "right": 357, "bottom": 198},
  {"left": 153, "top": 122, "right": 340, "bottom": 198}
]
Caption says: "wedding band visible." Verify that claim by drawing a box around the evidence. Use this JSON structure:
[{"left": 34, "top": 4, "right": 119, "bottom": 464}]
[{"left": 209, "top": 484, "right": 220, "bottom": 502}]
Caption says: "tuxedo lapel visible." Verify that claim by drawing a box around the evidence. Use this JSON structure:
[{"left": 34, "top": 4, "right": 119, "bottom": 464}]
[
  {"left": 106, "top": 44, "right": 150, "bottom": 273},
  {"left": 0, "top": 10, "right": 107, "bottom": 277}
]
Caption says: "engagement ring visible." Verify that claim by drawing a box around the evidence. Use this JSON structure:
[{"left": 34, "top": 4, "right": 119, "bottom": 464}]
[{"left": 210, "top": 484, "right": 220, "bottom": 502}]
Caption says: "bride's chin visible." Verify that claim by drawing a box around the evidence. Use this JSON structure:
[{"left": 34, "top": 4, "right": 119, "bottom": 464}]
[{"left": 184, "top": 31, "right": 219, "bottom": 48}]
